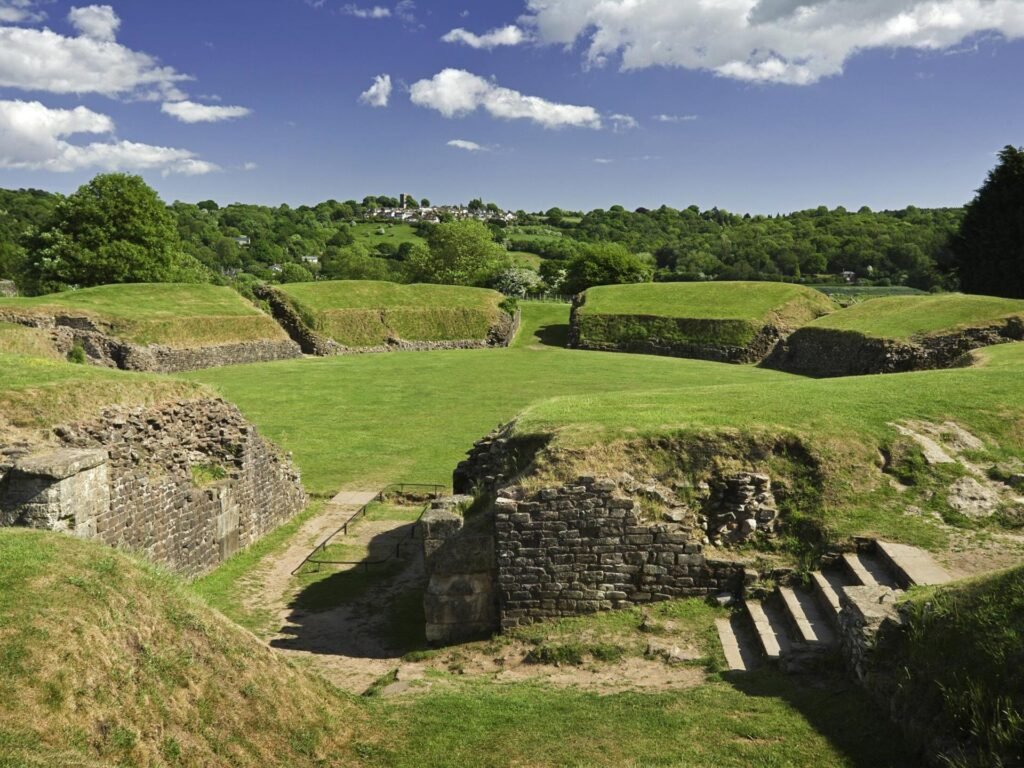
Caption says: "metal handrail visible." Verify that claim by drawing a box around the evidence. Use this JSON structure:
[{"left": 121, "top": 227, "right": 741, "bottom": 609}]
[{"left": 290, "top": 483, "right": 445, "bottom": 576}]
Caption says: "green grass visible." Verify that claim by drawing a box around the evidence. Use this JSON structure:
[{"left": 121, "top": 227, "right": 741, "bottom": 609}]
[
  {"left": 809, "top": 293, "right": 1024, "bottom": 340},
  {"left": 0, "top": 283, "right": 286, "bottom": 347},
  {"left": 582, "top": 282, "right": 837, "bottom": 323},
  {"left": 186, "top": 303, "right": 793, "bottom": 493},
  {"left": 0, "top": 352, "right": 203, "bottom": 430},
  {"left": 277, "top": 280, "right": 507, "bottom": 347},
  {"left": 351, "top": 222, "right": 424, "bottom": 248},
  {"left": 814, "top": 285, "right": 928, "bottom": 299},
  {"left": 0, "top": 322, "right": 62, "bottom": 359}
]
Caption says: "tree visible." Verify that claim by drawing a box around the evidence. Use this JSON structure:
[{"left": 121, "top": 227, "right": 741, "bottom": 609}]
[
  {"left": 27, "top": 174, "right": 187, "bottom": 290},
  {"left": 278, "top": 262, "right": 314, "bottom": 283},
  {"left": 406, "top": 220, "right": 508, "bottom": 285},
  {"left": 562, "top": 243, "right": 652, "bottom": 294},
  {"left": 952, "top": 145, "right": 1024, "bottom": 298},
  {"left": 467, "top": 198, "right": 485, "bottom": 212},
  {"left": 493, "top": 267, "right": 542, "bottom": 297},
  {"left": 420, "top": 198, "right": 431, "bottom": 208}
]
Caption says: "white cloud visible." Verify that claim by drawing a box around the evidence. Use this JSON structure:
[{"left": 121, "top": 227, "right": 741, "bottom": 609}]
[
  {"left": 654, "top": 114, "right": 698, "bottom": 123},
  {"left": 442, "top": 25, "right": 527, "bottom": 49},
  {"left": 161, "top": 100, "right": 252, "bottom": 123},
  {"left": 409, "top": 68, "right": 601, "bottom": 129},
  {"left": 593, "top": 157, "right": 613, "bottom": 164},
  {"left": 243, "top": 161, "right": 258, "bottom": 171},
  {"left": 67, "top": 4, "right": 119, "bottom": 41},
  {"left": 0, "top": 0, "right": 44, "bottom": 23},
  {"left": 341, "top": 4, "right": 391, "bottom": 19},
  {"left": 609, "top": 113, "right": 638, "bottom": 131},
  {"left": 523, "top": 0, "right": 1024, "bottom": 85},
  {"left": 0, "top": 20, "right": 190, "bottom": 98},
  {"left": 359, "top": 73, "right": 392, "bottom": 107},
  {"left": 395, "top": 0, "right": 415, "bottom": 24},
  {"left": 447, "top": 139, "right": 488, "bottom": 152},
  {"left": 0, "top": 99, "right": 218, "bottom": 174}
]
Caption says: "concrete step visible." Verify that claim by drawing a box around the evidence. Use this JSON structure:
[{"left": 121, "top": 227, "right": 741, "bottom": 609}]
[
  {"left": 715, "top": 614, "right": 763, "bottom": 672},
  {"left": 811, "top": 570, "right": 847, "bottom": 628},
  {"left": 779, "top": 586, "right": 837, "bottom": 646},
  {"left": 745, "top": 600, "right": 792, "bottom": 661},
  {"left": 841, "top": 552, "right": 879, "bottom": 586},
  {"left": 876, "top": 540, "right": 953, "bottom": 588}
]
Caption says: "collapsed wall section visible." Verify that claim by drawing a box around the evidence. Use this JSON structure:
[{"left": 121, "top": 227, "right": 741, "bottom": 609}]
[{"left": 0, "top": 398, "right": 306, "bottom": 577}]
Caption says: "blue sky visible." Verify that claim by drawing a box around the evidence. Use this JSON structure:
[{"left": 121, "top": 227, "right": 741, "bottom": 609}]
[{"left": 0, "top": 0, "right": 1022, "bottom": 212}]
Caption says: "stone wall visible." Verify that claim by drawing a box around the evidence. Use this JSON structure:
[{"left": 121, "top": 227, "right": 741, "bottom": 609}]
[
  {"left": 258, "top": 285, "right": 522, "bottom": 356},
  {"left": 0, "top": 310, "right": 302, "bottom": 372},
  {"left": 763, "top": 318, "right": 1024, "bottom": 378},
  {"left": 0, "top": 398, "right": 306, "bottom": 577},
  {"left": 567, "top": 293, "right": 784, "bottom": 364}
]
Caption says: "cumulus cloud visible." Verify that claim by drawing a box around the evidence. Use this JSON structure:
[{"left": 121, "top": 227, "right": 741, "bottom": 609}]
[
  {"left": 0, "top": 13, "right": 190, "bottom": 98},
  {"left": 447, "top": 139, "right": 488, "bottom": 152},
  {"left": 161, "top": 100, "right": 251, "bottom": 123},
  {"left": 609, "top": 113, "right": 638, "bottom": 131},
  {"left": 409, "top": 68, "right": 601, "bottom": 129},
  {"left": 359, "top": 73, "right": 392, "bottom": 107},
  {"left": 0, "top": 0, "right": 44, "bottom": 23},
  {"left": 522, "top": 0, "right": 1024, "bottom": 85},
  {"left": 442, "top": 25, "right": 527, "bottom": 49},
  {"left": 0, "top": 99, "right": 218, "bottom": 174},
  {"left": 67, "top": 4, "right": 119, "bottom": 41},
  {"left": 341, "top": 4, "right": 390, "bottom": 19},
  {"left": 654, "top": 114, "right": 698, "bottom": 123}
]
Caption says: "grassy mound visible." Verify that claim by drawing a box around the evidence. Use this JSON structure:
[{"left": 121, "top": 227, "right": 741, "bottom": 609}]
[
  {"left": 0, "top": 530, "right": 363, "bottom": 767},
  {"left": 808, "top": 293, "right": 1024, "bottom": 340},
  {"left": 890, "top": 567, "right": 1024, "bottom": 765},
  {"left": 0, "top": 284, "right": 287, "bottom": 348},
  {"left": 0, "top": 353, "right": 203, "bottom": 435},
  {"left": 0, "top": 322, "right": 62, "bottom": 360},
  {"left": 573, "top": 282, "right": 836, "bottom": 361},
  {"left": 277, "top": 280, "right": 508, "bottom": 347}
]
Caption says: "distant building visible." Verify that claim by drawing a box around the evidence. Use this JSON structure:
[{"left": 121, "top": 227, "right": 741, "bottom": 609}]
[
  {"left": 301, "top": 255, "right": 320, "bottom": 265},
  {"left": 234, "top": 236, "right": 251, "bottom": 248},
  {"left": 842, "top": 271, "right": 857, "bottom": 283}
]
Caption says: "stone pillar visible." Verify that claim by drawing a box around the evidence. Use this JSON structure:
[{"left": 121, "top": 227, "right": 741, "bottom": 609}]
[
  {"left": 1, "top": 449, "right": 109, "bottom": 538},
  {"left": 421, "top": 500, "right": 498, "bottom": 645}
]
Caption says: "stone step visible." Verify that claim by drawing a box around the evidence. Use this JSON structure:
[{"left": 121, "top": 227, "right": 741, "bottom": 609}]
[
  {"left": 715, "top": 617, "right": 748, "bottom": 672},
  {"left": 811, "top": 570, "right": 846, "bottom": 628},
  {"left": 745, "top": 600, "right": 792, "bottom": 661},
  {"left": 841, "top": 552, "right": 881, "bottom": 586},
  {"left": 876, "top": 540, "right": 953, "bottom": 588},
  {"left": 779, "top": 586, "right": 836, "bottom": 646}
]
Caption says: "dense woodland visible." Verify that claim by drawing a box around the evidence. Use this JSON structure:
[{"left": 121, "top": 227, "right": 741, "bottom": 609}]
[{"left": 1, "top": 146, "right": 1021, "bottom": 297}]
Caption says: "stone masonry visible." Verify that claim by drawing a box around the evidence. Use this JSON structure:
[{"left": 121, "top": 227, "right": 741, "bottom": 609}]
[{"left": 0, "top": 398, "right": 306, "bottom": 577}]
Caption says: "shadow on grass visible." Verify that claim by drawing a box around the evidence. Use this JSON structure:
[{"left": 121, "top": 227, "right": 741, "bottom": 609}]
[
  {"left": 271, "top": 522, "right": 429, "bottom": 660},
  {"left": 535, "top": 323, "right": 570, "bottom": 348},
  {"left": 724, "top": 668, "right": 920, "bottom": 767}
]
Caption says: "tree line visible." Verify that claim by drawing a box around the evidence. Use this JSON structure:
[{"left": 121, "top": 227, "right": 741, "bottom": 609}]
[{"left": 0, "top": 146, "right": 1021, "bottom": 298}]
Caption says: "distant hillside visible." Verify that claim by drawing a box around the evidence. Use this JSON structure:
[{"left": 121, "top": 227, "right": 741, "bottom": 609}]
[
  {"left": 0, "top": 530, "right": 364, "bottom": 767},
  {"left": 277, "top": 280, "right": 512, "bottom": 348},
  {"left": 571, "top": 281, "right": 836, "bottom": 363}
]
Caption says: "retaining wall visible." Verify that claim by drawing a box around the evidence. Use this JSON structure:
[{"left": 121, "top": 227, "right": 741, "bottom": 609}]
[{"left": 0, "top": 398, "right": 306, "bottom": 577}]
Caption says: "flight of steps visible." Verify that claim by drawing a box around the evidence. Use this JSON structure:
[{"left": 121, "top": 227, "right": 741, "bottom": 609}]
[{"left": 715, "top": 540, "right": 953, "bottom": 673}]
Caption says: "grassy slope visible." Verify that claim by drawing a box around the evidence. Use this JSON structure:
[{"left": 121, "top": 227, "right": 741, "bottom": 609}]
[
  {"left": 0, "top": 322, "right": 62, "bottom": 360},
  {"left": 578, "top": 282, "right": 836, "bottom": 349},
  {"left": 809, "top": 293, "right": 1024, "bottom": 340},
  {"left": 0, "top": 353, "right": 202, "bottom": 432},
  {"left": 0, "top": 530, "right": 365, "bottom": 768},
  {"left": 187, "top": 303, "right": 794, "bottom": 493},
  {"left": 351, "top": 222, "right": 423, "bottom": 248},
  {"left": 0, "top": 284, "right": 286, "bottom": 347},
  {"left": 278, "top": 281, "right": 505, "bottom": 347}
]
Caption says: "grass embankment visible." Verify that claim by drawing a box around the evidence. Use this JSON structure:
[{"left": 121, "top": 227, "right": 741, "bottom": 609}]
[
  {"left": 808, "top": 293, "right": 1024, "bottom": 340},
  {"left": 577, "top": 282, "right": 836, "bottom": 348},
  {"left": 0, "top": 322, "right": 62, "bottom": 359},
  {"left": 895, "top": 566, "right": 1024, "bottom": 766},
  {"left": 0, "top": 284, "right": 286, "bottom": 348},
  {"left": 0, "top": 530, "right": 365, "bottom": 767},
  {"left": 0, "top": 352, "right": 202, "bottom": 434},
  {"left": 277, "top": 280, "right": 508, "bottom": 347}
]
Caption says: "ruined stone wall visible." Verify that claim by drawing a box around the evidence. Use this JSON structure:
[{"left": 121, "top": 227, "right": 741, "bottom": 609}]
[
  {"left": 0, "top": 311, "right": 301, "bottom": 372},
  {"left": 567, "top": 294, "right": 783, "bottom": 364},
  {"left": 494, "top": 477, "right": 748, "bottom": 629},
  {"left": 0, "top": 399, "right": 306, "bottom": 577},
  {"left": 763, "top": 318, "right": 1024, "bottom": 378}
]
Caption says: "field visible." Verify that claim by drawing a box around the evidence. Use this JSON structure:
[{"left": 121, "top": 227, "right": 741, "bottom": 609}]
[
  {"left": 0, "top": 283, "right": 286, "bottom": 347},
  {"left": 807, "top": 293, "right": 1024, "bottom": 340},
  {"left": 277, "top": 280, "right": 508, "bottom": 347},
  {"left": 0, "top": 322, "right": 61, "bottom": 359},
  {"left": 350, "top": 222, "right": 424, "bottom": 249}
]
